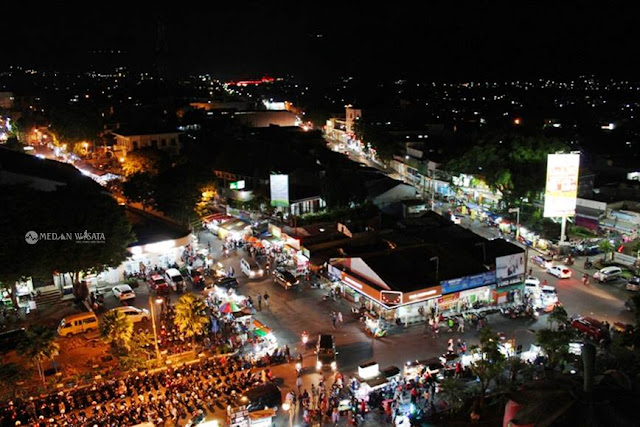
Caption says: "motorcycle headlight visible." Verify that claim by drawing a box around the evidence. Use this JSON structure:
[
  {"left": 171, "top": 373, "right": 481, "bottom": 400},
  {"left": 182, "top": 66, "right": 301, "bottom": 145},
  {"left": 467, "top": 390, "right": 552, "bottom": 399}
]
[
  {"left": 316, "top": 361, "right": 322, "bottom": 370},
  {"left": 331, "top": 361, "right": 337, "bottom": 370}
]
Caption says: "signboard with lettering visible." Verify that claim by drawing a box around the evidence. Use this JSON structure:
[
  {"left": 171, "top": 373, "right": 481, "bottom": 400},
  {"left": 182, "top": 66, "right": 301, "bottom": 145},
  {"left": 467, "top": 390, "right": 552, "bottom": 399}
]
[
  {"left": 441, "top": 271, "right": 496, "bottom": 295},
  {"left": 230, "top": 180, "right": 246, "bottom": 190},
  {"left": 380, "top": 291, "right": 402, "bottom": 306},
  {"left": 543, "top": 153, "right": 580, "bottom": 218},
  {"left": 402, "top": 286, "right": 442, "bottom": 304}
]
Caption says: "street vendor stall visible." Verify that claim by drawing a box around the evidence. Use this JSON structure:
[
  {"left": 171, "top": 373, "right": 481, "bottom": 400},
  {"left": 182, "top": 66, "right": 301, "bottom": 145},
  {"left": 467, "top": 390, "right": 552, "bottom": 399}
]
[
  {"left": 249, "top": 319, "right": 278, "bottom": 358},
  {"left": 362, "top": 311, "right": 387, "bottom": 337}
]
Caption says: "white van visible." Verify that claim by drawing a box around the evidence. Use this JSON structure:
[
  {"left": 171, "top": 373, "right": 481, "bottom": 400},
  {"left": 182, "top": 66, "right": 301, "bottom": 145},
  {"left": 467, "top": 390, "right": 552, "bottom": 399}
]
[
  {"left": 58, "top": 312, "right": 99, "bottom": 337},
  {"left": 165, "top": 268, "right": 185, "bottom": 292},
  {"left": 241, "top": 258, "right": 264, "bottom": 279}
]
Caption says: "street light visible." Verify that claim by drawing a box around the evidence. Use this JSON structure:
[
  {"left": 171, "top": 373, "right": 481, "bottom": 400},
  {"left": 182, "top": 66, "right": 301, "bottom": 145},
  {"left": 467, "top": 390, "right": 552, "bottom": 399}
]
[
  {"left": 282, "top": 402, "right": 293, "bottom": 427},
  {"left": 149, "top": 295, "right": 164, "bottom": 363},
  {"left": 430, "top": 256, "right": 439, "bottom": 283},
  {"left": 508, "top": 207, "right": 520, "bottom": 240}
]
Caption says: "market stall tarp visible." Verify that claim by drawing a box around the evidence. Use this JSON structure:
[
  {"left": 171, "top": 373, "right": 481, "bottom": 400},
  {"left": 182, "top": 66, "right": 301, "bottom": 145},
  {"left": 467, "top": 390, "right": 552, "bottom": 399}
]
[
  {"left": 252, "top": 319, "right": 272, "bottom": 335},
  {"left": 220, "top": 301, "right": 241, "bottom": 313}
]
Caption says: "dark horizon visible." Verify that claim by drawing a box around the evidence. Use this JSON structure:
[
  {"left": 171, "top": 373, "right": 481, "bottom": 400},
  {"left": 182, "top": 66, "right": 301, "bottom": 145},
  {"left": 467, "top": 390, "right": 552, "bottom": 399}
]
[{"left": 4, "top": 3, "right": 640, "bottom": 81}]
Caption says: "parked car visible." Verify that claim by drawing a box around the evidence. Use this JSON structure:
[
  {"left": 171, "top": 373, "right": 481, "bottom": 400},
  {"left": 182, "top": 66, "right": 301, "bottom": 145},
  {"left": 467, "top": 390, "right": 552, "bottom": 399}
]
[
  {"left": 214, "top": 276, "right": 239, "bottom": 289},
  {"left": 571, "top": 317, "right": 605, "bottom": 340},
  {"left": 593, "top": 266, "right": 622, "bottom": 283},
  {"left": 547, "top": 265, "right": 572, "bottom": 279},
  {"left": 108, "top": 306, "right": 150, "bottom": 323},
  {"left": 531, "top": 255, "right": 553, "bottom": 269},
  {"left": 273, "top": 268, "right": 300, "bottom": 290},
  {"left": 165, "top": 268, "right": 186, "bottom": 292},
  {"left": 112, "top": 284, "right": 136, "bottom": 301},
  {"left": 58, "top": 312, "right": 100, "bottom": 337},
  {"left": 540, "top": 286, "right": 559, "bottom": 306},
  {"left": 524, "top": 276, "right": 541, "bottom": 295},
  {"left": 241, "top": 258, "right": 264, "bottom": 279},
  {"left": 626, "top": 276, "right": 640, "bottom": 292},
  {"left": 316, "top": 334, "right": 337, "bottom": 371},
  {"left": 242, "top": 383, "right": 282, "bottom": 412},
  {"left": 148, "top": 274, "right": 170, "bottom": 294}
]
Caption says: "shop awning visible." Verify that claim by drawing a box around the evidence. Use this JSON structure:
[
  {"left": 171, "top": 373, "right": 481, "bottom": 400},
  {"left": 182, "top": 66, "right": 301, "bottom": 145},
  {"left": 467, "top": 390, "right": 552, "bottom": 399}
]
[{"left": 253, "top": 319, "right": 272, "bottom": 335}]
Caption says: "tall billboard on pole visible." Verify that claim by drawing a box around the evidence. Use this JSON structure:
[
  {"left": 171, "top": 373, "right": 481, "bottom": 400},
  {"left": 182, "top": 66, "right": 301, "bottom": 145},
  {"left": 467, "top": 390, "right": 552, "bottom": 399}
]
[
  {"left": 270, "top": 174, "right": 289, "bottom": 207},
  {"left": 543, "top": 153, "right": 580, "bottom": 218}
]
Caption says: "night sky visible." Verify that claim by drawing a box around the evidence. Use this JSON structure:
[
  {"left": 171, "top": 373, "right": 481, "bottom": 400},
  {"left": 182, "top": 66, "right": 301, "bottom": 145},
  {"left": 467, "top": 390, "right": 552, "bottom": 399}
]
[{"left": 5, "top": 3, "right": 639, "bottom": 79}]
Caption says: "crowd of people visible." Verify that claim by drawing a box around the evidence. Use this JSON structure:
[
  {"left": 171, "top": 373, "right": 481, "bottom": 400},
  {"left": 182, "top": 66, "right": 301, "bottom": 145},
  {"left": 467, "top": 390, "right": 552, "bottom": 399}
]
[{"left": 0, "top": 355, "right": 268, "bottom": 427}]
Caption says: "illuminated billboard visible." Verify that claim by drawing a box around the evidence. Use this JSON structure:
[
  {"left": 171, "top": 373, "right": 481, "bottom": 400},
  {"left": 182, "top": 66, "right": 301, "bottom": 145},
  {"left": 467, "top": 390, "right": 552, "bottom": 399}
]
[
  {"left": 543, "top": 153, "right": 580, "bottom": 218},
  {"left": 495, "top": 253, "right": 525, "bottom": 286},
  {"left": 269, "top": 174, "right": 289, "bottom": 207}
]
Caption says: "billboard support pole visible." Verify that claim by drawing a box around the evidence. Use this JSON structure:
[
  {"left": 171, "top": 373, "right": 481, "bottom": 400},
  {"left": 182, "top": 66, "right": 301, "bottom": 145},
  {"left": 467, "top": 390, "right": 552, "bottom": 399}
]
[{"left": 560, "top": 216, "right": 567, "bottom": 244}]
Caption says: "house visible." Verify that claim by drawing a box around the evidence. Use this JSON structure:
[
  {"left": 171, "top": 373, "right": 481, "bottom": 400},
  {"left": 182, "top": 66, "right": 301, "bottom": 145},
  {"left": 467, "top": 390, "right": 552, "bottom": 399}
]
[{"left": 111, "top": 128, "right": 182, "bottom": 156}]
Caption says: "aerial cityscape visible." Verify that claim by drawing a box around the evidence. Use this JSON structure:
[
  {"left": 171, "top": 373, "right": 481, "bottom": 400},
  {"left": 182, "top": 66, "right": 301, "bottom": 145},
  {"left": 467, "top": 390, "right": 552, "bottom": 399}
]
[{"left": 1, "top": 4, "right": 639, "bottom": 427}]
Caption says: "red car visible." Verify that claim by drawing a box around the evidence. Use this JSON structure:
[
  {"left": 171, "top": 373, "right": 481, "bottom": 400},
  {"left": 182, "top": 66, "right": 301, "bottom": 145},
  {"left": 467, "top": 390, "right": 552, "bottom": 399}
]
[
  {"left": 148, "top": 273, "right": 170, "bottom": 294},
  {"left": 571, "top": 317, "right": 605, "bottom": 340}
]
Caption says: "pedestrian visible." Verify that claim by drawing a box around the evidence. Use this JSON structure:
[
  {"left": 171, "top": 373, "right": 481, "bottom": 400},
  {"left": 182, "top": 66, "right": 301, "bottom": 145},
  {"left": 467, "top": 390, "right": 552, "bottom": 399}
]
[
  {"left": 457, "top": 317, "right": 465, "bottom": 333},
  {"left": 331, "top": 406, "right": 340, "bottom": 426},
  {"left": 528, "top": 267, "right": 533, "bottom": 276},
  {"left": 447, "top": 338, "right": 454, "bottom": 354},
  {"left": 257, "top": 294, "right": 262, "bottom": 311},
  {"left": 331, "top": 312, "right": 337, "bottom": 329},
  {"left": 263, "top": 292, "right": 270, "bottom": 307},
  {"left": 337, "top": 311, "right": 343, "bottom": 327},
  {"left": 296, "top": 375, "right": 303, "bottom": 394}
]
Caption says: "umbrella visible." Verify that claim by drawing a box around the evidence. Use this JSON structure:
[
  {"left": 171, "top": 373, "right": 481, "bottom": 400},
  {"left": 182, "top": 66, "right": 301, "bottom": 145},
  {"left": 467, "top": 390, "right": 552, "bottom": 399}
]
[{"left": 219, "top": 301, "right": 241, "bottom": 313}]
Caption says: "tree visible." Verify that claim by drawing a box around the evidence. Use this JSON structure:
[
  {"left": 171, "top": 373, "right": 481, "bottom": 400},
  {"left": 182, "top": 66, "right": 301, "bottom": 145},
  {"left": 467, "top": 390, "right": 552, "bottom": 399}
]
[
  {"left": 174, "top": 293, "right": 209, "bottom": 341},
  {"left": 0, "top": 184, "right": 135, "bottom": 302},
  {"left": 122, "top": 172, "right": 156, "bottom": 211},
  {"left": 445, "top": 133, "right": 567, "bottom": 207},
  {"left": 100, "top": 310, "right": 134, "bottom": 352},
  {"left": 121, "top": 148, "right": 169, "bottom": 177},
  {"left": 154, "top": 164, "right": 204, "bottom": 226},
  {"left": 118, "top": 331, "right": 155, "bottom": 369},
  {"left": 535, "top": 328, "right": 574, "bottom": 369},
  {"left": 48, "top": 103, "right": 103, "bottom": 145},
  {"left": 438, "top": 377, "right": 468, "bottom": 413},
  {"left": 547, "top": 304, "right": 568, "bottom": 330},
  {"left": 599, "top": 240, "right": 614, "bottom": 262},
  {"left": 469, "top": 326, "right": 506, "bottom": 409},
  {"left": 17, "top": 326, "right": 60, "bottom": 385}
]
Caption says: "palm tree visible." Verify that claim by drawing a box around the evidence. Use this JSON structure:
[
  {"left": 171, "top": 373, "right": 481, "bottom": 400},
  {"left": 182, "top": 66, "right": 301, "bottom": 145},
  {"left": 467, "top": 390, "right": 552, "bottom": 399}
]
[
  {"left": 17, "top": 326, "right": 60, "bottom": 386},
  {"left": 599, "top": 240, "right": 614, "bottom": 262},
  {"left": 100, "top": 309, "right": 133, "bottom": 352},
  {"left": 174, "top": 293, "right": 209, "bottom": 342}
]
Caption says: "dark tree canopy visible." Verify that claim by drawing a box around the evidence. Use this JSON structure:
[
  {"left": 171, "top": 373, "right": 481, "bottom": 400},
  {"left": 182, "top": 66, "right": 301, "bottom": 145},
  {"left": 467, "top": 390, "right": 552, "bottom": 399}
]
[
  {"left": 445, "top": 132, "right": 568, "bottom": 206},
  {"left": 0, "top": 184, "right": 135, "bottom": 287}
]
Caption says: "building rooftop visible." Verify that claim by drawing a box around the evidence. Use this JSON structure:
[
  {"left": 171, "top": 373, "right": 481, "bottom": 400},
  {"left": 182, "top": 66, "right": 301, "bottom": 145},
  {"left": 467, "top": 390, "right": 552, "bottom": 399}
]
[
  {"left": 0, "top": 147, "right": 103, "bottom": 192},
  {"left": 111, "top": 127, "right": 181, "bottom": 137},
  {"left": 125, "top": 208, "right": 191, "bottom": 247}
]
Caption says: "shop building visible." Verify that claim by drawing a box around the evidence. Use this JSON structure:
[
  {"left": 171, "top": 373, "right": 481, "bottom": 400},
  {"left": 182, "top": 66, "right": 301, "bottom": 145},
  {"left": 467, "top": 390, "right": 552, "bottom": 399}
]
[
  {"left": 320, "top": 212, "right": 525, "bottom": 323},
  {"left": 53, "top": 208, "right": 192, "bottom": 293}
]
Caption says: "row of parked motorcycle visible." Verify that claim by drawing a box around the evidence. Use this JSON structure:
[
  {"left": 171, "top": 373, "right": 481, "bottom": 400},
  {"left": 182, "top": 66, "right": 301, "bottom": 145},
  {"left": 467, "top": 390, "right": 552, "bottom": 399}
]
[{"left": 500, "top": 303, "right": 540, "bottom": 319}]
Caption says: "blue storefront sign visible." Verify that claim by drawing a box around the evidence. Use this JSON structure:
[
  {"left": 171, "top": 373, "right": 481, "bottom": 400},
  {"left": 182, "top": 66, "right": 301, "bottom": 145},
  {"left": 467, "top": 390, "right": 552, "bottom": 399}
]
[{"left": 441, "top": 271, "right": 496, "bottom": 295}]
